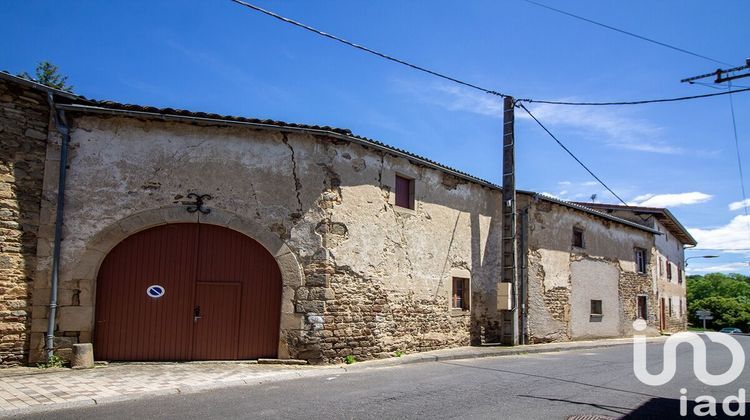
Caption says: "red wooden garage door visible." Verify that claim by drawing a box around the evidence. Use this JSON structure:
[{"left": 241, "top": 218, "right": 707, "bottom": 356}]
[{"left": 94, "top": 223, "right": 282, "bottom": 361}]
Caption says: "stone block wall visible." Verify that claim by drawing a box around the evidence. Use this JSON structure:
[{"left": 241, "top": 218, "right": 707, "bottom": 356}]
[
  {"left": 618, "top": 270, "right": 658, "bottom": 335},
  {"left": 0, "top": 79, "right": 49, "bottom": 366}
]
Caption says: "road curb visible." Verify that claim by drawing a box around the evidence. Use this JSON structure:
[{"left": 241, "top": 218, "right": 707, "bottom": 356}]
[
  {"left": 0, "top": 337, "right": 664, "bottom": 416},
  {"left": 345, "top": 336, "right": 667, "bottom": 371}
]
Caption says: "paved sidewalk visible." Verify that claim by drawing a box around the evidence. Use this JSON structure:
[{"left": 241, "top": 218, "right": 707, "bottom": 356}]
[
  {"left": 0, "top": 336, "right": 662, "bottom": 416},
  {"left": 0, "top": 363, "right": 334, "bottom": 416}
]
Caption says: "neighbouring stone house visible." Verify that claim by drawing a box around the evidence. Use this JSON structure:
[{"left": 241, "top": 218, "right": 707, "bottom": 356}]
[
  {"left": 573, "top": 202, "right": 695, "bottom": 333},
  {"left": 0, "top": 72, "right": 690, "bottom": 366}
]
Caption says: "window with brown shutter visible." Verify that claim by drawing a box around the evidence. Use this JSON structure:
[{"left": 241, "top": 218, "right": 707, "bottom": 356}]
[
  {"left": 668, "top": 297, "right": 673, "bottom": 317},
  {"left": 395, "top": 174, "right": 415, "bottom": 209},
  {"left": 452, "top": 277, "right": 469, "bottom": 310},
  {"left": 666, "top": 260, "right": 672, "bottom": 280}
]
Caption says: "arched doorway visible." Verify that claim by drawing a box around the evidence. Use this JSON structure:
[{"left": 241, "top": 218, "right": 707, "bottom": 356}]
[{"left": 94, "top": 223, "right": 282, "bottom": 361}]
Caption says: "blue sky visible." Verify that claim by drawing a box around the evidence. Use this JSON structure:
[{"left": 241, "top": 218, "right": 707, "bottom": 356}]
[{"left": 3, "top": 1, "right": 749, "bottom": 274}]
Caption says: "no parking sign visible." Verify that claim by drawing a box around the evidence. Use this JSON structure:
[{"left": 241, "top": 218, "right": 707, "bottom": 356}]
[{"left": 146, "top": 285, "right": 165, "bottom": 299}]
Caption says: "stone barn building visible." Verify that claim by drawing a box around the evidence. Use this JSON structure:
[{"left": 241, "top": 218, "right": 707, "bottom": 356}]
[{"left": 0, "top": 72, "right": 691, "bottom": 366}]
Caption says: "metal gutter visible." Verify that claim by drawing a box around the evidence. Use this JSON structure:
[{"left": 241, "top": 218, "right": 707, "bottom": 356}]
[
  {"left": 55, "top": 103, "right": 502, "bottom": 191},
  {"left": 45, "top": 93, "right": 71, "bottom": 361}
]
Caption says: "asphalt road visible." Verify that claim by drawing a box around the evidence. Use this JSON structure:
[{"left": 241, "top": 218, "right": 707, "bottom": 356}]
[{"left": 14, "top": 335, "right": 750, "bottom": 420}]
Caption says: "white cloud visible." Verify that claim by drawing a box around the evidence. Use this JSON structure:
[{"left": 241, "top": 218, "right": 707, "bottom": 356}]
[
  {"left": 689, "top": 215, "right": 750, "bottom": 250},
  {"left": 545, "top": 180, "right": 621, "bottom": 203},
  {"left": 630, "top": 192, "right": 712, "bottom": 208},
  {"left": 729, "top": 198, "right": 750, "bottom": 211},
  {"left": 688, "top": 262, "right": 750, "bottom": 274},
  {"left": 516, "top": 102, "right": 681, "bottom": 154},
  {"left": 396, "top": 81, "right": 680, "bottom": 154}
]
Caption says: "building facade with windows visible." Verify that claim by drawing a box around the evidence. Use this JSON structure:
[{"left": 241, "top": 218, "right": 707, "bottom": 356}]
[
  {"left": 0, "top": 73, "right": 688, "bottom": 366},
  {"left": 519, "top": 195, "right": 666, "bottom": 343},
  {"left": 575, "top": 203, "right": 695, "bottom": 333}
]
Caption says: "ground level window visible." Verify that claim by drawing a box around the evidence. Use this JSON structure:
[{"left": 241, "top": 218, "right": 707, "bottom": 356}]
[
  {"left": 635, "top": 248, "right": 647, "bottom": 274},
  {"left": 452, "top": 277, "right": 469, "bottom": 310},
  {"left": 590, "top": 300, "right": 602, "bottom": 316},
  {"left": 637, "top": 295, "right": 648, "bottom": 320}
]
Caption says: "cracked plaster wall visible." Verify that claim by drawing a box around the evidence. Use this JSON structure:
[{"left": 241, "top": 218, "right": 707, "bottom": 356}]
[
  {"left": 520, "top": 196, "right": 660, "bottom": 342},
  {"left": 29, "top": 115, "right": 503, "bottom": 363}
]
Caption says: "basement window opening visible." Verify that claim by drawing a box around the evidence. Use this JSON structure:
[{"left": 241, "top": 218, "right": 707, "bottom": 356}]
[
  {"left": 590, "top": 299, "right": 603, "bottom": 321},
  {"left": 572, "top": 227, "right": 585, "bottom": 249},
  {"left": 395, "top": 174, "right": 415, "bottom": 210},
  {"left": 590, "top": 300, "right": 603, "bottom": 315},
  {"left": 452, "top": 277, "right": 470, "bottom": 311}
]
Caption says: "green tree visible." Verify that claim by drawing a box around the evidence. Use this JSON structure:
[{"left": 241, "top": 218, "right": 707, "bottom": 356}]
[
  {"left": 687, "top": 273, "right": 750, "bottom": 331},
  {"left": 19, "top": 61, "right": 73, "bottom": 92}
]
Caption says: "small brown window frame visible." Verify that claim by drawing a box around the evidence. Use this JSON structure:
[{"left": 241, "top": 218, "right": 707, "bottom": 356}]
[
  {"left": 394, "top": 174, "right": 415, "bottom": 210},
  {"left": 636, "top": 295, "right": 648, "bottom": 320},
  {"left": 451, "top": 277, "right": 470, "bottom": 311}
]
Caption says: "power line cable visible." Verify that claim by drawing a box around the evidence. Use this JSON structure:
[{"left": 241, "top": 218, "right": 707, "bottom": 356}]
[
  {"left": 231, "top": 0, "right": 750, "bottom": 107},
  {"left": 521, "top": 0, "right": 732, "bottom": 67},
  {"left": 689, "top": 81, "right": 728, "bottom": 90},
  {"left": 517, "top": 102, "right": 629, "bottom": 206},
  {"left": 518, "top": 87, "right": 750, "bottom": 106},
  {"left": 229, "top": 0, "right": 508, "bottom": 98}
]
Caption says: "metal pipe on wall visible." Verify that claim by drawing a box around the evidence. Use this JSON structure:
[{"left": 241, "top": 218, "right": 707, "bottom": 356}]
[{"left": 45, "top": 93, "right": 70, "bottom": 361}]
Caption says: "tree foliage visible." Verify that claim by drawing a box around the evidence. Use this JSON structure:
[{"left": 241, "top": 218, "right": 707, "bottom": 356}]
[
  {"left": 19, "top": 61, "right": 73, "bottom": 92},
  {"left": 687, "top": 273, "right": 750, "bottom": 331}
]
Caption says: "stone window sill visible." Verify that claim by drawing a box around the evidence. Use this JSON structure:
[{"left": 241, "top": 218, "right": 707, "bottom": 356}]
[
  {"left": 450, "top": 308, "right": 470, "bottom": 317},
  {"left": 394, "top": 205, "right": 417, "bottom": 216}
]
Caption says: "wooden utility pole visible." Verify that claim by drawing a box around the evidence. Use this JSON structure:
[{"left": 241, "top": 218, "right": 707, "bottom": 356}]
[{"left": 500, "top": 96, "right": 518, "bottom": 345}]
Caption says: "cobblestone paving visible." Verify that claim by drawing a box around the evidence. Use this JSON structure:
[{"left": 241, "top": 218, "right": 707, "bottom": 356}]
[{"left": 0, "top": 363, "right": 317, "bottom": 413}]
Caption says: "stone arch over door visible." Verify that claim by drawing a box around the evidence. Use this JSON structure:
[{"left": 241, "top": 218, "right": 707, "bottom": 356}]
[{"left": 71, "top": 206, "right": 304, "bottom": 359}]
